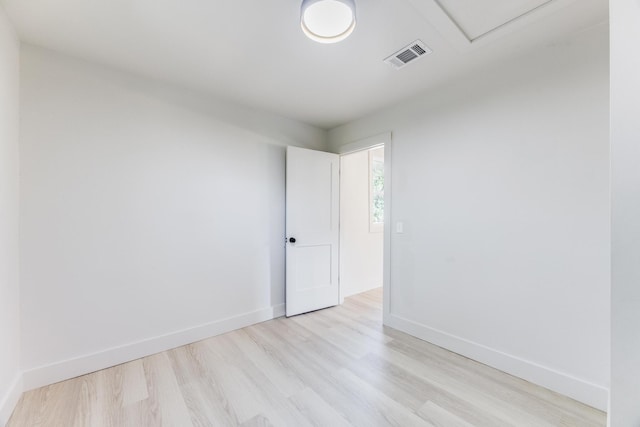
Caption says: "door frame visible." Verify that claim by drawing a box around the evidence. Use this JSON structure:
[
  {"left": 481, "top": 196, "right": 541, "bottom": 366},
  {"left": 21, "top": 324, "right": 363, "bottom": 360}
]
[{"left": 336, "top": 132, "right": 392, "bottom": 325}]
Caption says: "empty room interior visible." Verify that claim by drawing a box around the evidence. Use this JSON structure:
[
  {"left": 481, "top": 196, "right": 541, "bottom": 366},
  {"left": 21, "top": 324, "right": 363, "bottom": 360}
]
[{"left": 0, "top": 0, "right": 639, "bottom": 426}]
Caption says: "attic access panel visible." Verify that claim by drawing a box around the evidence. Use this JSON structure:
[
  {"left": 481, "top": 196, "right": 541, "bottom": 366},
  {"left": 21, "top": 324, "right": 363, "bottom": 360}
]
[{"left": 436, "top": 0, "right": 553, "bottom": 41}]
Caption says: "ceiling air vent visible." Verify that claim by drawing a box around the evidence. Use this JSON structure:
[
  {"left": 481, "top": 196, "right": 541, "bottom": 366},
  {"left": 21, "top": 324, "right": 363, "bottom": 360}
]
[{"left": 384, "top": 40, "right": 432, "bottom": 69}]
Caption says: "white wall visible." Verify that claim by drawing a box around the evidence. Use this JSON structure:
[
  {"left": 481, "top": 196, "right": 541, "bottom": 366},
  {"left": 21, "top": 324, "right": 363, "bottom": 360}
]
[
  {"left": 340, "top": 148, "right": 384, "bottom": 298},
  {"left": 610, "top": 0, "right": 640, "bottom": 425},
  {"left": 329, "top": 25, "right": 610, "bottom": 409},
  {"left": 19, "top": 45, "right": 327, "bottom": 389},
  {"left": 0, "top": 5, "right": 21, "bottom": 426}
]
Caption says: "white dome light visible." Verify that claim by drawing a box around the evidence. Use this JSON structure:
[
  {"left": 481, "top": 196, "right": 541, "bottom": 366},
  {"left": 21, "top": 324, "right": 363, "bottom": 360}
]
[{"left": 301, "top": 0, "right": 356, "bottom": 44}]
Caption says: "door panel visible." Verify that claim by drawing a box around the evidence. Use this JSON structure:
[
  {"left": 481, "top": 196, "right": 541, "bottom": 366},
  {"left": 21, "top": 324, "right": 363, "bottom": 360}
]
[{"left": 286, "top": 146, "right": 340, "bottom": 317}]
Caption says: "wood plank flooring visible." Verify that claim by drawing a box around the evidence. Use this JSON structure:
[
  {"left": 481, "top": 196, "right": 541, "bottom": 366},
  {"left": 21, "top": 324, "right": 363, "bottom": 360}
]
[{"left": 7, "top": 288, "right": 606, "bottom": 426}]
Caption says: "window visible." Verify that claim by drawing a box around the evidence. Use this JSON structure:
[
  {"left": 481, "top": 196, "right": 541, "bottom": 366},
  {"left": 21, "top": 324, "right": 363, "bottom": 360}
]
[{"left": 369, "top": 147, "right": 384, "bottom": 232}]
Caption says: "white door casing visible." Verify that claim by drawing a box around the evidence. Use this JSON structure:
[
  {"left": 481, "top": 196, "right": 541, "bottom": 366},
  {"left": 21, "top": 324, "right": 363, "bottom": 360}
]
[{"left": 286, "top": 146, "right": 340, "bottom": 317}]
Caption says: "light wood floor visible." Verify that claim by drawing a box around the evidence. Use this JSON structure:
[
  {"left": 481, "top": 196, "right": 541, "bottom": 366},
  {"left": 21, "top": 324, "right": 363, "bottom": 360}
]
[{"left": 8, "top": 288, "right": 606, "bottom": 427}]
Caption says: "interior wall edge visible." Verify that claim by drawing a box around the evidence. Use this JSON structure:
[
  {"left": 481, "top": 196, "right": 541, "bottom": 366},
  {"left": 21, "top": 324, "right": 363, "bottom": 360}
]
[
  {"left": 0, "top": 374, "right": 23, "bottom": 427},
  {"left": 21, "top": 303, "right": 285, "bottom": 392},
  {"left": 0, "top": 3, "right": 22, "bottom": 427},
  {"left": 386, "top": 313, "right": 608, "bottom": 411}
]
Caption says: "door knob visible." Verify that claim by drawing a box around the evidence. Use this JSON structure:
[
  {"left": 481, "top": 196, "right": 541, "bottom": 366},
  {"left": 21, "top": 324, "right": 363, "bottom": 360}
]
[{"left": 289, "top": 237, "right": 296, "bottom": 243}]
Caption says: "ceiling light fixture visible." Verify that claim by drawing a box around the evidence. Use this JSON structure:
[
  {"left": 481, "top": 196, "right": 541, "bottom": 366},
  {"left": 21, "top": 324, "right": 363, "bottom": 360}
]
[{"left": 301, "top": 0, "right": 356, "bottom": 44}]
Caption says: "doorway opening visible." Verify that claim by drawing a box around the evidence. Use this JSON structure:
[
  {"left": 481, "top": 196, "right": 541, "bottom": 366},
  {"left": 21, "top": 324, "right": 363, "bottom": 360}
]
[
  {"left": 339, "top": 145, "right": 385, "bottom": 315},
  {"left": 284, "top": 133, "right": 391, "bottom": 319}
]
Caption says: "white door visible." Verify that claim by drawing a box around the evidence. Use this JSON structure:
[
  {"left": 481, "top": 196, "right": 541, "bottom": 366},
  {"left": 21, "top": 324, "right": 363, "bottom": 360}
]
[{"left": 286, "top": 146, "right": 340, "bottom": 317}]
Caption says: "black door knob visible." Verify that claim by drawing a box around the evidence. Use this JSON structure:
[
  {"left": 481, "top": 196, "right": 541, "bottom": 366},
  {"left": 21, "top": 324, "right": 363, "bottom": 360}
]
[{"left": 289, "top": 237, "right": 296, "bottom": 243}]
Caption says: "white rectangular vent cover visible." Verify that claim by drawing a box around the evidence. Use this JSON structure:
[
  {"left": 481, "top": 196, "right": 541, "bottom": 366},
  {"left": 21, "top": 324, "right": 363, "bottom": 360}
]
[{"left": 384, "top": 40, "right": 432, "bottom": 69}]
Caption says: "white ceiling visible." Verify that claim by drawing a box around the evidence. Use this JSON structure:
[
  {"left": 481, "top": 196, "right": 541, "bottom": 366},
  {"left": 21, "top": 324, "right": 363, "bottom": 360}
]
[{"left": 1, "top": 0, "right": 607, "bottom": 129}]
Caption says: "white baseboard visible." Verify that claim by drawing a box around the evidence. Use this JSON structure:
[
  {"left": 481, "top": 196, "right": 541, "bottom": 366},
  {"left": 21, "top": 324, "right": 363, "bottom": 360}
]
[
  {"left": 22, "top": 303, "right": 286, "bottom": 391},
  {"left": 0, "top": 373, "right": 23, "bottom": 427},
  {"left": 386, "top": 313, "right": 609, "bottom": 411},
  {"left": 272, "top": 303, "right": 286, "bottom": 318},
  {"left": 342, "top": 283, "right": 383, "bottom": 299}
]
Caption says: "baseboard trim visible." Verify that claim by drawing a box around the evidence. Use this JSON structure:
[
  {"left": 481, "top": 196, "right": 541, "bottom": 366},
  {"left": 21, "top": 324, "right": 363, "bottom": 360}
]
[
  {"left": 386, "top": 313, "right": 608, "bottom": 411},
  {"left": 0, "top": 373, "right": 23, "bottom": 427},
  {"left": 273, "top": 303, "right": 286, "bottom": 318},
  {"left": 22, "top": 303, "right": 286, "bottom": 391},
  {"left": 342, "top": 283, "right": 383, "bottom": 299}
]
